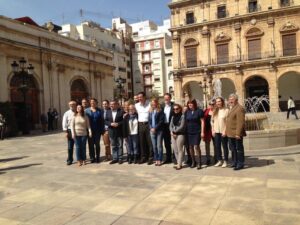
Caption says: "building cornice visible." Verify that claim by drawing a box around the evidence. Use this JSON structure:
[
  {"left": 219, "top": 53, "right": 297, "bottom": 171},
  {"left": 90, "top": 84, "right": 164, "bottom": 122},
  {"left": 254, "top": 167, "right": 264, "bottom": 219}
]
[{"left": 170, "top": 5, "right": 300, "bottom": 32}]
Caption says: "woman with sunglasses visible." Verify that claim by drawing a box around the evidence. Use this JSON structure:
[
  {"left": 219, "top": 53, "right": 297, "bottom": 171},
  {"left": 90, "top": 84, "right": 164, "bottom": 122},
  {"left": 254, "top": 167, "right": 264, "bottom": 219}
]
[
  {"left": 185, "top": 99, "right": 204, "bottom": 169},
  {"left": 169, "top": 104, "right": 186, "bottom": 170}
]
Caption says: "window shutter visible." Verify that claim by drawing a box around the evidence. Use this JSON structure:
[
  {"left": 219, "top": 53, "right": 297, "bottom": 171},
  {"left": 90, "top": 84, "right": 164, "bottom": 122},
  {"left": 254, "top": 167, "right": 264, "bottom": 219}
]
[
  {"left": 282, "top": 34, "right": 297, "bottom": 56},
  {"left": 248, "top": 39, "right": 261, "bottom": 60},
  {"left": 217, "top": 44, "right": 229, "bottom": 64},
  {"left": 186, "top": 47, "right": 197, "bottom": 68}
]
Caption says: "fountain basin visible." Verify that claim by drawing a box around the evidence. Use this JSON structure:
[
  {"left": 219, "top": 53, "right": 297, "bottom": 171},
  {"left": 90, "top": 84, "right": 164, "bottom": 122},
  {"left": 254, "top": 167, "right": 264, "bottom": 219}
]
[
  {"left": 244, "top": 127, "right": 300, "bottom": 150},
  {"left": 245, "top": 113, "right": 268, "bottom": 131}
]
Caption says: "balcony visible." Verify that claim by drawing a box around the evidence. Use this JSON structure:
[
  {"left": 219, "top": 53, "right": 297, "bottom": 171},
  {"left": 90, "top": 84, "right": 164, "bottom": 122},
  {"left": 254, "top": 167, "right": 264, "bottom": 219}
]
[
  {"left": 184, "top": 17, "right": 197, "bottom": 25},
  {"left": 247, "top": 4, "right": 261, "bottom": 13},
  {"left": 142, "top": 70, "right": 153, "bottom": 75},
  {"left": 180, "top": 48, "right": 300, "bottom": 69},
  {"left": 141, "top": 59, "right": 153, "bottom": 64},
  {"left": 279, "top": 0, "right": 294, "bottom": 7}
]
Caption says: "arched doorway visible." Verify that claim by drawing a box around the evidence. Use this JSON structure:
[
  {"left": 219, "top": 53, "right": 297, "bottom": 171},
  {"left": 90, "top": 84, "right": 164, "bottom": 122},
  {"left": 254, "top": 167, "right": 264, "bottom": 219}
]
[
  {"left": 10, "top": 74, "right": 40, "bottom": 130},
  {"left": 183, "top": 81, "right": 204, "bottom": 107},
  {"left": 220, "top": 78, "right": 236, "bottom": 100},
  {"left": 70, "top": 79, "right": 89, "bottom": 103},
  {"left": 278, "top": 72, "right": 300, "bottom": 111},
  {"left": 244, "top": 76, "right": 269, "bottom": 112}
]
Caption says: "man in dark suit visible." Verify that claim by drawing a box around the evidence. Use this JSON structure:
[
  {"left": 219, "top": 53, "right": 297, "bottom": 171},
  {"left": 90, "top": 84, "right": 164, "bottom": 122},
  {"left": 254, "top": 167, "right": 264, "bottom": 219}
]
[
  {"left": 161, "top": 93, "right": 175, "bottom": 164},
  {"left": 105, "top": 99, "right": 124, "bottom": 164}
]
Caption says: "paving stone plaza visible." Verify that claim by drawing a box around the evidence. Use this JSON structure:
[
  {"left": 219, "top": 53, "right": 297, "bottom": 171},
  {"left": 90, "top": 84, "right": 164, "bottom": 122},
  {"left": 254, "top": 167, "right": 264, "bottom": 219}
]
[{"left": 0, "top": 132, "right": 300, "bottom": 225}]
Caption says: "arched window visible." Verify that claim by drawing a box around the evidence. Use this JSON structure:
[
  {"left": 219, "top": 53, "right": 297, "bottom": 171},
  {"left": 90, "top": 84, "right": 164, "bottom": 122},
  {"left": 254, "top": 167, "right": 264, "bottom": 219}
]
[
  {"left": 245, "top": 28, "right": 264, "bottom": 60},
  {"left": 184, "top": 38, "right": 199, "bottom": 68},
  {"left": 168, "top": 59, "right": 172, "bottom": 67},
  {"left": 71, "top": 79, "right": 89, "bottom": 102}
]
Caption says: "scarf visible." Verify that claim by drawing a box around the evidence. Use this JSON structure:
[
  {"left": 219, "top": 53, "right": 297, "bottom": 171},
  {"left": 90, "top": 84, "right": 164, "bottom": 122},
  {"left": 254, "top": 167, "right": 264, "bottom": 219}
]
[{"left": 173, "top": 112, "right": 182, "bottom": 126}]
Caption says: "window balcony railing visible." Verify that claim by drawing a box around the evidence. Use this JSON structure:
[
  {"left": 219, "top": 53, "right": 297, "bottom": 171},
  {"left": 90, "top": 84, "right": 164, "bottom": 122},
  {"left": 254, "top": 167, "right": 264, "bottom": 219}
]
[
  {"left": 142, "top": 70, "right": 153, "bottom": 75},
  {"left": 185, "top": 17, "right": 197, "bottom": 25},
  {"left": 180, "top": 49, "right": 299, "bottom": 68},
  {"left": 279, "top": 0, "right": 294, "bottom": 7},
  {"left": 247, "top": 4, "right": 262, "bottom": 13},
  {"left": 141, "top": 59, "right": 153, "bottom": 64}
]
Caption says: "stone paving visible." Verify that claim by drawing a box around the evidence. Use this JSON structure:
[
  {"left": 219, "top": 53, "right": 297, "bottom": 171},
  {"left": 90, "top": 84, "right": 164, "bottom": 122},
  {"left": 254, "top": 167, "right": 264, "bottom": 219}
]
[{"left": 0, "top": 132, "right": 300, "bottom": 225}]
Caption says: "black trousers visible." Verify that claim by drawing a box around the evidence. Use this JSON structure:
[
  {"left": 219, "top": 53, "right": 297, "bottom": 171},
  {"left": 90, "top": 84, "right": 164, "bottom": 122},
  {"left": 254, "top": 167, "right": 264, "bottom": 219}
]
[
  {"left": 287, "top": 108, "right": 299, "bottom": 119},
  {"left": 228, "top": 137, "right": 245, "bottom": 167},
  {"left": 162, "top": 123, "right": 172, "bottom": 161},
  {"left": 0, "top": 126, "right": 5, "bottom": 140},
  {"left": 138, "top": 123, "right": 153, "bottom": 160}
]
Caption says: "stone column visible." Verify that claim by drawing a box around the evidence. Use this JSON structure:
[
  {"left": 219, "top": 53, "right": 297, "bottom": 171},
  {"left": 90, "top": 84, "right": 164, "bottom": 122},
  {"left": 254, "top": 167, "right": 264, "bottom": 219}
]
[
  {"left": 173, "top": 71, "right": 183, "bottom": 104},
  {"left": 0, "top": 53, "right": 9, "bottom": 102},
  {"left": 201, "top": 26, "right": 210, "bottom": 65},
  {"left": 172, "top": 32, "right": 181, "bottom": 69}
]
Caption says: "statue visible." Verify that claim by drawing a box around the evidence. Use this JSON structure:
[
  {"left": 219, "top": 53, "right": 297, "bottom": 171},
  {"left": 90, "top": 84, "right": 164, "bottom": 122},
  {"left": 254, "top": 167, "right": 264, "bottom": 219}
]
[{"left": 213, "top": 79, "right": 222, "bottom": 98}]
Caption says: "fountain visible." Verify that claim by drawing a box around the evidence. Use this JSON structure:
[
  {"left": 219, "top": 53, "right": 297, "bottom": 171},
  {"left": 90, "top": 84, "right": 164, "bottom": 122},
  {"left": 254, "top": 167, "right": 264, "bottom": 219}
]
[{"left": 211, "top": 79, "right": 300, "bottom": 150}]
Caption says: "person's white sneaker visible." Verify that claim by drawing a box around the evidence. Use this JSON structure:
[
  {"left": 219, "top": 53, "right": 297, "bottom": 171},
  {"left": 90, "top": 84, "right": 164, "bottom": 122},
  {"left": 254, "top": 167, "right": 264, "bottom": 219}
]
[
  {"left": 214, "top": 161, "right": 222, "bottom": 167},
  {"left": 222, "top": 161, "right": 227, "bottom": 168}
]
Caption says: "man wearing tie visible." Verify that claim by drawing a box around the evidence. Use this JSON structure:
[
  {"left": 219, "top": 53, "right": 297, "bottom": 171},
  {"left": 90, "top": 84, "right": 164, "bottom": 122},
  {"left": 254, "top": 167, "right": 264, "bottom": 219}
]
[{"left": 105, "top": 100, "right": 124, "bottom": 164}]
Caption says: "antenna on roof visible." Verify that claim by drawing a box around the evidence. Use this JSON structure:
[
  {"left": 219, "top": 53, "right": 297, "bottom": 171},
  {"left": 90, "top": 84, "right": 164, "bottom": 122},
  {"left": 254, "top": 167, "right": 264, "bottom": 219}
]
[{"left": 80, "top": 9, "right": 84, "bottom": 22}]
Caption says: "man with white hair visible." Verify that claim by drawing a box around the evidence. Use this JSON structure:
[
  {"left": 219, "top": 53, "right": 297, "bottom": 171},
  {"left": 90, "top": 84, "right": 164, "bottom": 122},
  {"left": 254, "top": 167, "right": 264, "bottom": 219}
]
[{"left": 226, "top": 94, "right": 246, "bottom": 170}]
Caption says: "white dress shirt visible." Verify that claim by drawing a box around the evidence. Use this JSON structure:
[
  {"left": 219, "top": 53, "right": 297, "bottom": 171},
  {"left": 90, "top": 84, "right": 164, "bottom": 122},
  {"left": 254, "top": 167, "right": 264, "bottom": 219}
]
[
  {"left": 135, "top": 101, "right": 151, "bottom": 122},
  {"left": 164, "top": 103, "right": 172, "bottom": 123},
  {"left": 112, "top": 110, "right": 117, "bottom": 122},
  {"left": 62, "top": 109, "right": 75, "bottom": 131}
]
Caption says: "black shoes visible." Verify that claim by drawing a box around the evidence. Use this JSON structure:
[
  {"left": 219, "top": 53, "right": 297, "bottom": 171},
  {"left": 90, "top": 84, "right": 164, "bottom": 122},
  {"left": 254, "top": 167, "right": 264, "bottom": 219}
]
[
  {"left": 96, "top": 158, "right": 100, "bottom": 164},
  {"left": 90, "top": 159, "right": 96, "bottom": 164},
  {"left": 197, "top": 163, "right": 202, "bottom": 170},
  {"left": 139, "top": 158, "right": 146, "bottom": 164},
  {"left": 133, "top": 156, "right": 137, "bottom": 164},
  {"left": 234, "top": 166, "right": 244, "bottom": 171},
  {"left": 147, "top": 159, "right": 153, "bottom": 165},
  {"left": 118, "top": 159, "right": 123, "bottom": 164},
  {"left": 66, "top": 161, "right": 72, "bottom": 166},
  {"left": 190, "top": 162, "right": 196, "bottom": 168},
  {"left": 109, "top": 160, "right": 118, "bottom": 164}
]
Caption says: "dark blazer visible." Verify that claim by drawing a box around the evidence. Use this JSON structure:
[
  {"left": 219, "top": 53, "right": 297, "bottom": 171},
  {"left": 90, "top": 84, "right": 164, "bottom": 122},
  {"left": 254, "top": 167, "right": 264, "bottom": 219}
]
[
  {"left": 105, "top": 108, "right": 124, "bottom": 138},
  {"left": 161, "top": 102, "right": 174, "bottom": 124},
  {"left": 85, "top": 108, "right": 105, "bottom": 134},
  {"left": 148, "top": 110, "right": 165, "bottom": 132}
]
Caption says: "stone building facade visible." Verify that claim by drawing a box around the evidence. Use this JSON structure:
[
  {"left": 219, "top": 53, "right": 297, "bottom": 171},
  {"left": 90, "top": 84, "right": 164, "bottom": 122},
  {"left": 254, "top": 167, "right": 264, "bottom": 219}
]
[
  {"left": 0, "top": 16, "right": 114, "bottom": 129},
  {"left": 169, "top": 0, "right": 300, "bottom": 112}
]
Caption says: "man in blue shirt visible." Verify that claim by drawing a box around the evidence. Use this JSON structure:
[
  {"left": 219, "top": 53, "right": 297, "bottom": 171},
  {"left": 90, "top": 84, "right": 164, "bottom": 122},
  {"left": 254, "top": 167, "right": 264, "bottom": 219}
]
[{"left": 85, "top": 98, "right": 105, "bottom": 163}]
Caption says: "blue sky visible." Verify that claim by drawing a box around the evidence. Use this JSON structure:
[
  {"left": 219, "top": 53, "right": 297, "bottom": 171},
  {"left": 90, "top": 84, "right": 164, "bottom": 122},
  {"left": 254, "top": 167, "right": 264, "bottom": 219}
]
[{"left": 0, "top": 0, "right": 171, "bottom": 27}]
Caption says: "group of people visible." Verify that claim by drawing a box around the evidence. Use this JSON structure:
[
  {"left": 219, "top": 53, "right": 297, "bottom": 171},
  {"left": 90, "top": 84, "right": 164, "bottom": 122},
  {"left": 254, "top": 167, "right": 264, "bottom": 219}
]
[{"left": 62, "top": 92, "right": 246, "bottom": 170}]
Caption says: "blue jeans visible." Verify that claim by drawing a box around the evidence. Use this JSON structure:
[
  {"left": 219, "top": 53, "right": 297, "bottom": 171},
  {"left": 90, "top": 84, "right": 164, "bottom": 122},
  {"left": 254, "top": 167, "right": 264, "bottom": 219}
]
[
  {"left": 128, "top": 134, "right": 139, "bottom": 155},
  {"left": 214, "top": 133, "right": 229, "bottom": 161},
  {"left": 228, "top": 137, "right": 245, "bottom": 167},
  {"left": 88, "top": 132, "right": 101, "bottom": 160},
  {"left": 75, "top": 136, "right": 87, "bottom": 161},
  {"left": 150, "top": 130, "right": 163, "bottom": 161},
  {"left": 110, "top": 136, "right": 123, "bottom": 160},
  {"left": 67, "top": 130, "right": 74, "bottom": 163}
]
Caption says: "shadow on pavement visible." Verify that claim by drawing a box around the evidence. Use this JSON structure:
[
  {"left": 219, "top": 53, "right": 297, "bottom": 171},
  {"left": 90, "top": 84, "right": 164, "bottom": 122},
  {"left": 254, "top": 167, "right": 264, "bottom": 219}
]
[
  {"left": 0, "top": 163, "right": 42, "bottom": 172},
  {"left": 245, "top": 156, "right": 275, "bottom": 168},
  {"left": 0, "top": 156, "right": 29, "bottom": 163}
]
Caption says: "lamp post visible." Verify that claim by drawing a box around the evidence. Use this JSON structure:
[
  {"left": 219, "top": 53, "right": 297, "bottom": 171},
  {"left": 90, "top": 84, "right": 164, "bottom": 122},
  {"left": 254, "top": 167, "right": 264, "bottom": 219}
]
[
  {"left": 114, "top": 76, "right": 126, "bottom": 105},
  {"left": 11, "top": 58, "right": 34, "bottom": 135}
]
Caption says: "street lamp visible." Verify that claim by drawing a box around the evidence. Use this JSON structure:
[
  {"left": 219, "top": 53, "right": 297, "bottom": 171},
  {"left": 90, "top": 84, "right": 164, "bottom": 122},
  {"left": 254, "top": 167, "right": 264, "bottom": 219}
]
[
  {"left": 11, "top": 58, "right": 34, "bottom": 134},
  {"left": 114, "top": 76, "right": 126, "bottom": 105}
]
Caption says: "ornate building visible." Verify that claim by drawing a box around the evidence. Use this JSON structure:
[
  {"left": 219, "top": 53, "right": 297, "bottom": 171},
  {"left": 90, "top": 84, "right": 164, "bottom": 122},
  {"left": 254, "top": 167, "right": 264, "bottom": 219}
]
[
  {"left": 169, "top": 0, "right": 300, "bottom": 112},
  {"left": 0, "top": 16, "right": 114, "bottom": 130}
]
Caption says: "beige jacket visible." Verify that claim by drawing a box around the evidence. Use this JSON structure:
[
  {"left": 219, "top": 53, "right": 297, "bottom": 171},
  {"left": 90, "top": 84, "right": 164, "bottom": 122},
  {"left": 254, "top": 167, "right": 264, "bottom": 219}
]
[
  {"left": 225, "top": 104, "right": 246, "bottom": 138},
  {"left": 212, "top": 108, "right": 229, "bottom": 134}
]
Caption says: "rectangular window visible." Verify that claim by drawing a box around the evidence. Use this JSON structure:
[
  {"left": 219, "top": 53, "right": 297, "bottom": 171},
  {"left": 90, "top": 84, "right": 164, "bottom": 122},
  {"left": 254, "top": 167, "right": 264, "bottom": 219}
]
[
  {"left": 280, "top": 0, "right": 291, "bottom": 7},
  {"left": 186, "top": 12, "right": 195, "bottom": 24},
  {"left": 216, "top": 44, "right": 229, "bottom": 64},
  {"left": 248, "top": 39, "right": 261, "bottom": 60},
  {"left": 217, "top": 5, "right": 227, "bottom": 19},
  {"left": 248, "top": 0, "right": 258, "bottom": 13},
  {"left": 282, "top": 34, "right": 297, "bottom": 56},
  {"left": 186, "top": 48, "right": 197, "bottom": 68},
  {"left": 154, "top": 40, "right": 160, "bottom": 48}
]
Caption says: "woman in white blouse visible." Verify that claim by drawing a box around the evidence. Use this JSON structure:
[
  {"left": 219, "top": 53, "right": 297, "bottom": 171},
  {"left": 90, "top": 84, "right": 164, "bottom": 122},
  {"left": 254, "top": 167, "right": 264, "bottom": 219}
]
[{"left": 211, "top": 97, "right": 229, "bottom": 168}]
